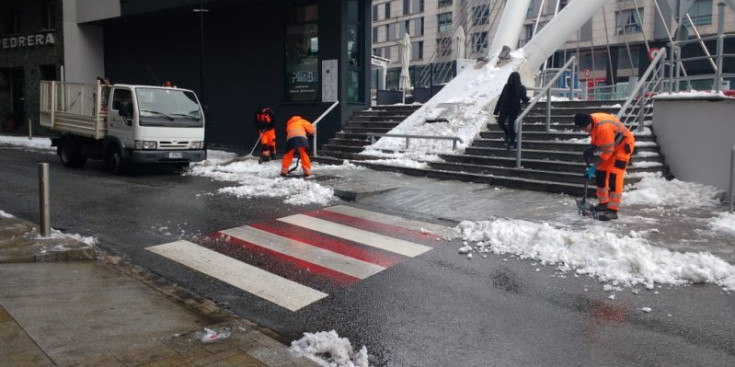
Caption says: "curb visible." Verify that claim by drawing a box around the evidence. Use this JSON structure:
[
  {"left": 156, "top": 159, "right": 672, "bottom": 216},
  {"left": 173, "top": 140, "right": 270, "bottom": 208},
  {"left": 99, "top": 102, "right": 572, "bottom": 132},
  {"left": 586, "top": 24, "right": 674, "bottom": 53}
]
[{"left": 0, "top": 217, "right": 96, "bottom": 263}]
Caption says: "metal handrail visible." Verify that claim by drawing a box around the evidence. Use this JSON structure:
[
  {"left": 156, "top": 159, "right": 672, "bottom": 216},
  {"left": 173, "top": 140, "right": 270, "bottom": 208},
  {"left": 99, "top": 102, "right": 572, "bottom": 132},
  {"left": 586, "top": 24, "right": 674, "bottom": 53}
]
[
  {"left": 514, "top": 56, "right": 577, "bottom": 168},
  {"left": 616, "top": 47, "right": 667, "bottom": 131},
  {"left": 312, "top": 100, "right": 340, "bottom": 157},
  {"left": 366, "top": 132, "right": 462, "bottom": 150}
]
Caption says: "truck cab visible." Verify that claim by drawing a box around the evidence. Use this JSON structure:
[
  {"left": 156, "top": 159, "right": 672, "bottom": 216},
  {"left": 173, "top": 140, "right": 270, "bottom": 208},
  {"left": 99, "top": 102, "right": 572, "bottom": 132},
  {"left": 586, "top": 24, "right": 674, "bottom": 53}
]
[
  {"left": 40, "top": 81, "right": 206, "bottom": 173},
  {"left": 105, "top": 85, "right": 206, "bottom": 171}
]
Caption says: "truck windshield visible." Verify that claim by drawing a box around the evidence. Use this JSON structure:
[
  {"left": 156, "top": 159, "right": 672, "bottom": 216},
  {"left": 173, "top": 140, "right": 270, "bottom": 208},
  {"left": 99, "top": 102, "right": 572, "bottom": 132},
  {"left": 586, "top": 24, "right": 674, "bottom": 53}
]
[{"left": 135, "top": 88, "right": 203, "bottom": 127}]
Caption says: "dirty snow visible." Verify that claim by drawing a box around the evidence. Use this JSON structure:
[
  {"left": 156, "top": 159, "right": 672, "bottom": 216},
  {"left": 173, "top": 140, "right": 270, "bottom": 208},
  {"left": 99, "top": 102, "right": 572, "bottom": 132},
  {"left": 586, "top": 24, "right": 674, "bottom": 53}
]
[{"left": 290, "top": 330, "right": 369, "bottom": 367}]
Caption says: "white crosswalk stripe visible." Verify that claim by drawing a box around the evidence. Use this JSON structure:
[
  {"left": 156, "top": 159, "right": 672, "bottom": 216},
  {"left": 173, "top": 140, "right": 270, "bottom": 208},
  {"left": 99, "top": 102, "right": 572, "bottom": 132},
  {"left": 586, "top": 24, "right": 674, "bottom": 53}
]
[
  {"left": 147, "top": 240, "right": 328, "bottom": 311},
  {"left": 324, "top": 205, "right": 451, "bottom": 236},
  {"left": 278, "top": 214, "right": 432, "bottom": 257},
  {"left": 220, "top": 225, "right": 386, "bottom": 279}
]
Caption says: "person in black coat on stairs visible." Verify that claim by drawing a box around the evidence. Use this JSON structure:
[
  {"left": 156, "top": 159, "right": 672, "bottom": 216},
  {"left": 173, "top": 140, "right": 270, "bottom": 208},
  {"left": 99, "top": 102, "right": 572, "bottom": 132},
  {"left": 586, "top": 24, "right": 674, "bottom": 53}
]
[{"left": 493, "top": 71, "right": 530, "bottom": 150}]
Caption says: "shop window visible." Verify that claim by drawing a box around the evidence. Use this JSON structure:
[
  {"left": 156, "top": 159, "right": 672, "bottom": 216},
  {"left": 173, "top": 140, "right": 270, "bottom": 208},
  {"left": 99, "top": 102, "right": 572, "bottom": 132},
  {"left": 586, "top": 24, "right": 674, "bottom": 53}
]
[
  {"left": 437, "top": 12, "right": 452, "bottom": 33},
  {"left": 285, "top": 3, "right": 319, "bottom": 102}
]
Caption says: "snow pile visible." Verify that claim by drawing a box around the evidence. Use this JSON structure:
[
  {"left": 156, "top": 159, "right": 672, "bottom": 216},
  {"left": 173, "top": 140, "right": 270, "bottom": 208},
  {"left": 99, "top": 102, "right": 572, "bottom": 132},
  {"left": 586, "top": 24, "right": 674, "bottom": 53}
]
[
  {"left": 453, "top": 218, "right": 735, "bottom": 290},
  {"left": 0, "top": 210, "right": 12, "bottom": 218},
  {"left": 189, "top": 155, "right": 339, "bottom": 206},
  {"left": 710, "top": 212, "right": 735, "bottom": 237},
  {"left": 189, "top": 153, "right": 366, "bottom": 206},
  {"left": 0, "top": 136, "right": 54, "bottom": 151},
  {"left": 364, "top": 53, "right": 524, "bottom": 155},
  {"left": 38, "top": 228, "right": 97, "bottom": 246},
  {"left": 625, "top": 172, "right": 722, "bottom": 209},
  {"left": 290, "top": 330, "right": 369, "bottom": 367}
]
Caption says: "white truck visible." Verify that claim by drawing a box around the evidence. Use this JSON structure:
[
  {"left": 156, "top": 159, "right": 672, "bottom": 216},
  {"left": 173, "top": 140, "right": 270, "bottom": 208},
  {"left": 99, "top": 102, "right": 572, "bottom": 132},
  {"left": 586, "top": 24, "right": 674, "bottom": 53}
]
[{"left": 40, "top": 81, "right": 206, "bottom": 173}]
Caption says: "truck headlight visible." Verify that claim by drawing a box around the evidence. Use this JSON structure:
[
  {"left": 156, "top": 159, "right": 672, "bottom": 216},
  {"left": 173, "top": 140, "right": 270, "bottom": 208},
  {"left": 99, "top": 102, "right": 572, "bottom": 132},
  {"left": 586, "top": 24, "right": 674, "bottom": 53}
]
[
  {"left": 190, "top": 141, "right": 204, "bottom": 149},
  {"left": 135, "top": 140, "right": 157, "bottom": 150}
]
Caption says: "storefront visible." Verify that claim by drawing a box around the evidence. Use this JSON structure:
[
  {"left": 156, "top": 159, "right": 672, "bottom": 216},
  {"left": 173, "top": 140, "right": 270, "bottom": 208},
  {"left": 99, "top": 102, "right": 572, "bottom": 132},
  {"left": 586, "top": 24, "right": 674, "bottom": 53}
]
[
  {"left": 0, "top": 0, "right": 62, "bottom": 133},
  {"left": 81, "top": 0, "right": 371, "bottom": 150}
]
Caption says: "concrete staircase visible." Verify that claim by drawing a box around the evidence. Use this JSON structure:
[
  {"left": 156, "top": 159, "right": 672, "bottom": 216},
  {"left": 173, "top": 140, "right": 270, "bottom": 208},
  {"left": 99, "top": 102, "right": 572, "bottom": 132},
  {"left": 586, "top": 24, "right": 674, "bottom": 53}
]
[
  {"left": 316, "top": 101, "right": 669, "bottom": 197},
  {"left": 320, "top": 105, "right": 421, "bottom": 156}
]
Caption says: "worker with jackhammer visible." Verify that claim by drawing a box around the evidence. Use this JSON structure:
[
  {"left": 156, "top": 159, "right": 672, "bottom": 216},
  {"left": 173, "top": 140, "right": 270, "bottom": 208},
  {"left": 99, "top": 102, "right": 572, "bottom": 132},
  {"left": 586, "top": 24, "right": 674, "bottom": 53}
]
[
  {"left": 281, "top": 115, "right": 315, "bottom": 177},
  {"left": 574, "top": 112, "right": 636, "bottom": 221}
]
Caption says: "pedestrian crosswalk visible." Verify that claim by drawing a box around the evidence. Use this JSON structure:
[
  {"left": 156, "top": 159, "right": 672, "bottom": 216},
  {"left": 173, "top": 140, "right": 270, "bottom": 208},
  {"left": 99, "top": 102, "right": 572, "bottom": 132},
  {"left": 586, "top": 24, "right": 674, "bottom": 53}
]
[{"left": 147, "top": 205, "right": 450, "bottom": 311}]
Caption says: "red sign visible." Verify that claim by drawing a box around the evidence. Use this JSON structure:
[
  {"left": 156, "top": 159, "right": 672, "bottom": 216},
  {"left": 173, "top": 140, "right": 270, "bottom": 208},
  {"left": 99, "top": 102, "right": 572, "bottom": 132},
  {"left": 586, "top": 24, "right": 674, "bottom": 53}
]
[{"left": 648, "top": 47, "right": 661, "bottom": 61}]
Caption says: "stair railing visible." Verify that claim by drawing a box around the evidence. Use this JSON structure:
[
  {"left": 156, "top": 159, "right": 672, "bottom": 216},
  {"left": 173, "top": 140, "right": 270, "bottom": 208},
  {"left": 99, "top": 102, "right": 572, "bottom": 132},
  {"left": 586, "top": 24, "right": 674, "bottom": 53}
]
[
  {"left": 615, "top": 47, "right": 667, "bottom": 132},
  {"left": 312, "top": 100, "right": 340, "bottom": 157},
  {"left": 514, "top": 56, "right": 576, "bottom": 168}
]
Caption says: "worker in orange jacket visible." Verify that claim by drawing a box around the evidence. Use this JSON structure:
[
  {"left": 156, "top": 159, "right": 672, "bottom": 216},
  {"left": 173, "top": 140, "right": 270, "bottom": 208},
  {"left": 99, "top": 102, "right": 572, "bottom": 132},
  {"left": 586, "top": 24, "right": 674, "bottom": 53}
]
[
  {"left": 574, "top": 112, "right": 636, "bottom": 221},
  {"left": 255, "top": 106, "right": 276, "bottom": 163},
  {"left": 281, "top": 116, "right": 315, "bottom": 177}
]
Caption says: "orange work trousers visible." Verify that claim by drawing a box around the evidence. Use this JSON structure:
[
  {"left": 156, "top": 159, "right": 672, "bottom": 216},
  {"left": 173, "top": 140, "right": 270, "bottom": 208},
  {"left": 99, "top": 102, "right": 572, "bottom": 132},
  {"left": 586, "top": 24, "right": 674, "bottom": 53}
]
[
  {"left": 595, "top": 146, "right": 633, "bottom": 212},
  {"left": 260, "top": 129, "right": 276, "bottom": 158},
  {"left": 281, "top": 147, "right": 311, "bottom": 176}
]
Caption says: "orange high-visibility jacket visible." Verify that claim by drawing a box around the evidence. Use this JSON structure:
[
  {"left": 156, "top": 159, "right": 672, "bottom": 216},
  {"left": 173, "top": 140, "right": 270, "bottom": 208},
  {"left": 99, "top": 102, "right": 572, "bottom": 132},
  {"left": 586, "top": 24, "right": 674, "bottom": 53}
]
[
  {"left": 589, "top": 113, "right": 635, "bottom": 165},
  {"left": 285, "top": 116, "right": 315, "bottom": 140}
]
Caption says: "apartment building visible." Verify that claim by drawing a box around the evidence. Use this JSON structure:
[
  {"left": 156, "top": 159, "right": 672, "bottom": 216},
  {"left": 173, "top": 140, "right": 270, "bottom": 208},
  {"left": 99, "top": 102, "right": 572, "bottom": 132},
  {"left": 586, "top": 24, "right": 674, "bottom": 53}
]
[{"left": 372, "top": 0, "right": 735, "bottom": 93}]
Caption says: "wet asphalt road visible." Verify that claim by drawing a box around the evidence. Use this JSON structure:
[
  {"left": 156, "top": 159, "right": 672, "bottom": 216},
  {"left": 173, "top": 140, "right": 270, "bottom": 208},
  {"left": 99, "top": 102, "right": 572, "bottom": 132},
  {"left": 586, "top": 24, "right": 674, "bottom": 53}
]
[{"left": 1, "top": 146, "right": 734, "bottom": 366}]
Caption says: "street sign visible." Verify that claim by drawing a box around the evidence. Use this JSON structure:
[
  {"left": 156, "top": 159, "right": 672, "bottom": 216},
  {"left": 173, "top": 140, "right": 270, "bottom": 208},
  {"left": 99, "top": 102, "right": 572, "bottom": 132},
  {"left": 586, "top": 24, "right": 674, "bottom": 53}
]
[{"left": 648, "top": 47, "right": 661, "bottom": 61}]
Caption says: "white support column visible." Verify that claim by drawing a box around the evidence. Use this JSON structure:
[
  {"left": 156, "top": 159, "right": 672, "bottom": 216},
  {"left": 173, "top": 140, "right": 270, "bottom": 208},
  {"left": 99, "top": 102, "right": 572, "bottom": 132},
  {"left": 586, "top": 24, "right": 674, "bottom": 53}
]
[
  {"left": 520, "top": 0, "right": 608, "bottom": 75},
  {"left": 488, "top": 0, "right": 532, "bottom": 58}
]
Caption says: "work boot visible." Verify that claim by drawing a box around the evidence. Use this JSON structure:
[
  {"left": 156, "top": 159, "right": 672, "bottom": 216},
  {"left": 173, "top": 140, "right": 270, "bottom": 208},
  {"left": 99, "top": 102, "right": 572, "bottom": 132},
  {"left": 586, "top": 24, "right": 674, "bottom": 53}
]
[
  {"left": 594, "top": 203, "right": 608, "bottom": 212},
  {"left": 597, "top": 209, "right": 619, "bottom": 221}
]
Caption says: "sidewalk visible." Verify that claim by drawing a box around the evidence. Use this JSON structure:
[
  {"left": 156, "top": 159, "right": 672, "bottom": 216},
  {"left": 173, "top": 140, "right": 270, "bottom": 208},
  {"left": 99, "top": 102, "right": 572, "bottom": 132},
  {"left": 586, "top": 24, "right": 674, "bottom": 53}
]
[{"left": 0, "top": 216, "right": 320, "bottom": 367}]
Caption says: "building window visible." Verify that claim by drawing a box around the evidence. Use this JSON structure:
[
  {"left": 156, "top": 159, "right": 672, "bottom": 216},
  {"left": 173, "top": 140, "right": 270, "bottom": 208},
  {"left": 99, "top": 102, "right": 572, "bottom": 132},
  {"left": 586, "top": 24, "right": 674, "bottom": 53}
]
[
  {"left": 616, "top": 8, "right": 643, "bottom": 34},
  {"left": 43, "top": 1, "right": 58, "bottom": 30},
  {"left": 527, "top": 0, "right": 537, "bottom": 18},
  {"left": 437, "top": 12, "right": 452, "bottom": 33},
  {"left": 372, "top": 27, "right": 378, "bottom": 42},
  {"left": 472, "top": 5, "right": 489, "bottom": 26},
  {"left": 471, "top": 32, "right": 488, "bottom": 54},
  {"left": 684, "top": 0, "right": 713, "bottom": 26},
  {"left": 373, "top": 5, "right": 379, "bottom": 21},
  {"left": 403, "top": 0, "right": 410, "bottom": 15},
  {"left": 438, "top": 0, "right": 453, "bottom": 7},
  {"left": 617, "top": 46, "right": 640, "bottom": 70},
  {"left": 404, "top": 20, "right": 410, "bottom": 37},
  {"left": 384, "top": 45, "right": 392, "bottom": 60},
  {"left": 437, "top": 37, "right": 452, "bottom": 56},
  {"left": 385, "top": 2, "right": 391, "bottom": 18},
  {"left": 419, "top": 0, "right": 425, "bottom": 12},
  {"left": 411, "top": 41, "right": 424, "bottom": 60},
  {"left": 3, "top": 8, "right": 21, "bottom": 34},
  {"left": 415, "top": 17, "right": 424, "bottom": 36},
  {"left": 285, "top": 3, "right": 319, "bottom": 102},
  {"left": 373, "top": 47, "right": 382, "bottom": 57},
  {"left": 347, "top": 0, "right": 364, "bottom": 103}
]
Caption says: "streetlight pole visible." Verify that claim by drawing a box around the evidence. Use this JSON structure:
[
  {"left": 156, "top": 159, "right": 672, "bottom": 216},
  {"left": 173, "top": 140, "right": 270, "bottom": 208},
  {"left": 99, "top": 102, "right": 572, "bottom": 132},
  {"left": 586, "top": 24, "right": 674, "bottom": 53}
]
[{"left": 194, "top": 0, "right": 208, "bottom": 104}]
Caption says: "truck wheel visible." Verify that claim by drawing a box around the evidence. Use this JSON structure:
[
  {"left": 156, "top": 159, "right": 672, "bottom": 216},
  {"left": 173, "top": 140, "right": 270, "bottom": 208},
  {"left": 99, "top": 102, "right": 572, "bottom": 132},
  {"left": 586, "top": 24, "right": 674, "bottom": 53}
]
[
  {"left": 58, "top": 139, "right": 87, "bottom": 168},
  {"left": 105, "top": 147, "right": 125, "bottom": 174}
]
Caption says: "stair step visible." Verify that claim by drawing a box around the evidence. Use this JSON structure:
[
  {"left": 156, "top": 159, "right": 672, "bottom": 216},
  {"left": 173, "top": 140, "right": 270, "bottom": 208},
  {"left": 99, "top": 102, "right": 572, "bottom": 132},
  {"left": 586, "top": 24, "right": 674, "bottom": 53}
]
[
  {"left": 435, "top": 154, "right": 663, "bottom": 173},
  {"left": 462, "top": 147, "right": 665, "bottom": 163},
  {"left": 478, "top": 131, "right": 658, "bottom": 142},
  {"left": 472, "top": 139, "right": 661, "bottom": 152}
]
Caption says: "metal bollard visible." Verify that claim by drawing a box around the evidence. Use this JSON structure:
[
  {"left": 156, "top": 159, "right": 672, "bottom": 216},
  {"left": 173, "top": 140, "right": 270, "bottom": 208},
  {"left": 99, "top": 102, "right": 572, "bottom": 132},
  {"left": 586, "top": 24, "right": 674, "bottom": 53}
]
[
  {"left": 28, "top": 118, "right": 33, "bottom": 139},
  {"left": 39, "top": 163, "right": 50, "bottom": 237}
]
